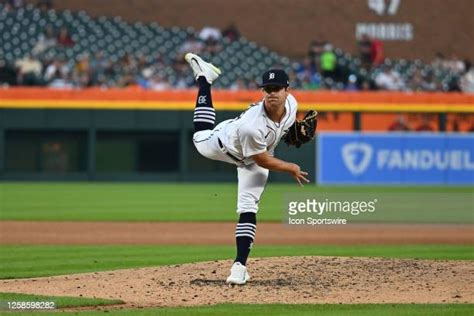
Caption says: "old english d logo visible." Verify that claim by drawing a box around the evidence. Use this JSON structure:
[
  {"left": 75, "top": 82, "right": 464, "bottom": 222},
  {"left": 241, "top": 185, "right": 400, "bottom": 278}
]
[{"left": 341, "top": 142, "right": 373, "bottom": 175}]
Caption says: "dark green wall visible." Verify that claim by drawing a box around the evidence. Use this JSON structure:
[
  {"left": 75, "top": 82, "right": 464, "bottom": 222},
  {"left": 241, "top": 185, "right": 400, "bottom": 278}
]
[{"left": 0, "top": 109, "right": 315, "bottom": 182}]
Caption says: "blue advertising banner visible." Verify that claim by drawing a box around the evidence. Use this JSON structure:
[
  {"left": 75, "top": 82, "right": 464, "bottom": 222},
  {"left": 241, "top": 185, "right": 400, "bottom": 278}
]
[{"left": 317, "top": 133, "right": 474, "bottom": 185}]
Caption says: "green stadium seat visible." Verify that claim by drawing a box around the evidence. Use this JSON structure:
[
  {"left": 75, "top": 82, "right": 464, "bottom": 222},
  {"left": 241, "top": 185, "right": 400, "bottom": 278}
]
[{"left": 1, "top": 5, "right": 458, "bottom": 89}]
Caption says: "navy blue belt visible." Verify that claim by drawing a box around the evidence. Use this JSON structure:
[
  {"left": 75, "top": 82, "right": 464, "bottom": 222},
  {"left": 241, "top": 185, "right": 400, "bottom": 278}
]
[{"left": 218, "top": 138, "right": 242, "bottom": 163}]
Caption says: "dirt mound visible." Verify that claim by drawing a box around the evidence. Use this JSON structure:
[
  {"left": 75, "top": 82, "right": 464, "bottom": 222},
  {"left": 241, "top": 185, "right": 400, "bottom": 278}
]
[{"left": 1, "top": 256, "right": 473, "bottom": 308}]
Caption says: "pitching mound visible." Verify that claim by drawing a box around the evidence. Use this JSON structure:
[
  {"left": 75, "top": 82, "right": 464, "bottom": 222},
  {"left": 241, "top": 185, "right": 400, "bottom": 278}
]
[{"left": 1, "top": 256, "right": 473, "bottom": 308}]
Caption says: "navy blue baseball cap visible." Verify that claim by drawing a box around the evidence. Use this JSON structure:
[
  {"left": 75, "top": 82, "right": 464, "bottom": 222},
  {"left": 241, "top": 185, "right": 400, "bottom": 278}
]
[{"left": 259, "top": 69, "right": 290, "bottom": 87}]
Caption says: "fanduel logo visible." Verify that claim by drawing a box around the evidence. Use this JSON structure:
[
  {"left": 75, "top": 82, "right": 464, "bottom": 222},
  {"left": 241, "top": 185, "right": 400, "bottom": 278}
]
[
  {"left": 342, "top": 142, "right": 474, "bottom": 175},
  {"left": 342, "top": 142, "right": 373, "bottom": 175},
  {"left": 377, "top": 150, "right": 474, "bottom": 170}
]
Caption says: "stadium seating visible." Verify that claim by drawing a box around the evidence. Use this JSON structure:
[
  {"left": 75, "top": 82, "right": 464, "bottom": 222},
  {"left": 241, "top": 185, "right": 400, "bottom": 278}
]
[
  {"left": 0, "top": 4, "right": 461, "bottom": 90},
  {"left": 0, "top": 4, "right": 292, "bottom": 88}
]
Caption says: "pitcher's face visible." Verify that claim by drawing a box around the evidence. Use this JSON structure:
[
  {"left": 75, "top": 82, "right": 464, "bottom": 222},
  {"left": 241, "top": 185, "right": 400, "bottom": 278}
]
[{"left": 262, "top": 85, "right": 288, "bottom": 110}]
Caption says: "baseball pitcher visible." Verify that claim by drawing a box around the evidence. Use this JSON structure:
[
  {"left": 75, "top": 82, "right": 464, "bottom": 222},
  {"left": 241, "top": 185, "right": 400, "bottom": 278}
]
[{"left": 185, "top": 53, "right": 317, "bottom": 285}]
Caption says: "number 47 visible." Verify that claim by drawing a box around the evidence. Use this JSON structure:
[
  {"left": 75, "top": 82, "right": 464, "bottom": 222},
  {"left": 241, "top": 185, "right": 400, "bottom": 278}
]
[{"left": 368, "top": 0, "right": 401, "bottom": 16}]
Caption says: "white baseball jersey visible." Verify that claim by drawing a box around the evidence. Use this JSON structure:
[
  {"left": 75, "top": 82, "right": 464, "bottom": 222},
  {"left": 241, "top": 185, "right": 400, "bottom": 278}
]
[
  {"left": 192, "top": 93, "right": 298, "bottom": 214},
  {"left": 218, "top": 93, "right": 298, "bottom": 165}
]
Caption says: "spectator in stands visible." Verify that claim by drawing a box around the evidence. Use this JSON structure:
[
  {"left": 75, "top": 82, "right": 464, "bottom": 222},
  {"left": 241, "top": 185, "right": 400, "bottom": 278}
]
[
  {"left": 137, "top": 61, "right": 170, "bottom": 91},
  {"left": 196, "top": 27, "right": 223, "bottom": 55},
  {"left": 36, "top": 0, "right": 53, "bottom": 11},
  {"left": 444, "top": 54, "right": 465, "bottom": 74},
  {"left": 116, "top": 73, "right": 134, "bottom": 88},
  {"left": 375, "top": 65, "right": 405, "bottom": 91},
  {"left": 293, "top": 57, "right": 321, "bottom": 90},
  {"left": 171, "top": 56, "right": 189, "bottom": 89},
  {"left": 294, "top": 57, "right": 317, "bottom": 84},
  {"left": 360, "top": 80, "right": 372, "bottom": 91},
  {"left": 136, "top": 54, "right": 150, "bottom": 72},
  {"left": 295, "top": 57, "right": 316, "bottom": 75},
  {"left": 48, "top": 69, "right": 74, "bottom": 89},
  {"left": 138, "top": 53, "right": 165, "bottom": 87},
  {"left": 90, "top": 50, "right": 112, "bottom": 86},
  {"left": 44, "top": 57, "right": 69, "bottom": 83},
  {"left": 32, "top": 25, "right": 57, "bottom": 55},
  {"left": 119, "top": 53, "right": 139, "bottom": 79},
  {"left": 388, "top": 115, "right": 411, "bottom": 131},
  {"left": 229, "top": 78, "right": 247, "bottom": 91},
  {"left": 408, "top": 69, "right": 424, "bottom": 91},
  {"left": 450, "top": 118, "right": 460, "bottom": 132},
  {"left": 173, "top": 72, "right": 188, "bottom": 89},
  {"left": 0, "top": 0, "right": 25, "bottom": 13},
  {"left": 357, "top": 34, "right": 373, "bottom": 69},
  {"left": 178, "top": 34, "right": 204, "bottom": 56},
  {"left": 320, "top": 43, "right": 337, "bottom": 79},
  {"left": 0, "top": 0, "right": 12, "bottom": 12},
  {"left": 415, "top": 115, "right": 434, "bottom": 132},
  {"left": 307, "top": 40, "right": 324, "bottom": 71},
  {"left": 345, "top": 74, "right": 359, "bottom": 91},
  {"left": 431, "top": 52, "right": 445, "bottom": 72},
  {"left": 300, "top": 71, "right": 322, "bottom": 90},
  {"left": 371, "top": 37, "right": 384, "bottom": 66},
  {"left": 0, "top": 4, "right": 464, "bottom": 92},
  {"left": 246, "top": 78, "right": 258, "bottom": 90},
  {"left": 137, "top": 67, "right": 152, "bottom": 89},
  {"left": 198, "top": 28, "right": 223, "bottom": 56},
  {"left": 150, "top": 53, "right": 166, "bottom": 69},
  {"left": 420, "top": 71, "right": 439, "bottom": 92},
  {"left": 204, "top": 38, "right": 222, "bottom": 55},
  {"left": 358, "top": 34, "right": 384, "bottom": 68},
  {"left": 149, "top": 73, "right": 170, "bottom": 91},
  {"left": 0, "top": 58, "right": 17, "bottom": 86},
  {"left": 73, "top": 54, "right": 91, "bottom": 87},
  {"left": 459, "top": 60, "right": 474, "bottom": 93},
  {"left": 1, "top": 0, "right": 23, "bottom": 11},
  {"left": 467, "top": 115, "right": 474, "bottom": 133},
  {"left": 222, "top": 23, "right": 240, "bottom": 42},
  {"left": 15, "top": 54, "right": 43, "bottom": 85},
  {"left": 408, "top": 68, "right": 440, "bottom": 92},
  {"left": 57, "top": 27, "right": 74, "bottom": 47},
  {"left": 199, "top": 26, "right": 222, "bottom": 42}
]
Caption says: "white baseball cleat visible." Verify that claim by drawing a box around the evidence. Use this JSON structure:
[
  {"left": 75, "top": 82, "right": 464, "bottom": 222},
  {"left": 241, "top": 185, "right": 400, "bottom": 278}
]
[
  {"left": 226, "top": 262, "right": 250, "bottom": 285},
  {"left": 184, "top": 53, "right": 221, "bottom": 84}
]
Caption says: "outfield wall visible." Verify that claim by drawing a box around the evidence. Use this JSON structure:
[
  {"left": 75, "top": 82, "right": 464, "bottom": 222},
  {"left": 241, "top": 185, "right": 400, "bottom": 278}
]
[
  {"left": 0, "top": 108, "right": 315, "bottom": 181},
  {"left": 0, "top": 89, "right": 472, "bottom": 182}
]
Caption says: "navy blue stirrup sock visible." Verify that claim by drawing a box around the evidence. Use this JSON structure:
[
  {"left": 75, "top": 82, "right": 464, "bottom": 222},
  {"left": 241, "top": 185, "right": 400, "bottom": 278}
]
[
  {"left": 234, "top": 212, "right": 257, "bottom": 266},
  {"left": 193, "top": 77, "right": 215, "bottom": 132}
]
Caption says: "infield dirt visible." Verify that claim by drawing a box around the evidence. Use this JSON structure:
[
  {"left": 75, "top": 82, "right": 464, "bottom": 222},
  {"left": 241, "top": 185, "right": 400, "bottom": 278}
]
[
  {"left": 1, "top": 221, "right": 473, "bottom": 308},
  {"left": 1, "top": 256, "right": 473, "bottom": 307},
  {"left": 1, "top": 221, "right": 473, "bottom": 245}
]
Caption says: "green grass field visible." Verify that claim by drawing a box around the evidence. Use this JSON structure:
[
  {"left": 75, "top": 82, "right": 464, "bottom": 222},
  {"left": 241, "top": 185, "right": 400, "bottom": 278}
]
[
  {"left": 1, "top": 182, "right": 473, "bottom": 315},
  {"left": 0, "top": 183, "right": 472, "bottom": 222},
  {"left": 1, "top": 244, "right": 472, "bottom": 279},
  {"left": 1, "top": 245, "right": 473, "bottom": 315},
  {"left": 0, "top": 292, "right": 122, "bottom": 310},
  {"left": 3, "top": 303, "right": 474, "bottom": 316}
]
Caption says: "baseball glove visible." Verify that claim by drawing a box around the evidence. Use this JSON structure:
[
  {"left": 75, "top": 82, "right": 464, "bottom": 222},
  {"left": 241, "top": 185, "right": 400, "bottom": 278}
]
[{"left": 284, "top": 110, "right": 318, "bottom": 148}]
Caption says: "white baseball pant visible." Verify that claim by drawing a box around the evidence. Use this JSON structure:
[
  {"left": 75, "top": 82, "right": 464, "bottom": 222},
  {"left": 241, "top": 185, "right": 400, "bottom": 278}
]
[{"left": 193, "top": 123, "right": 269, "bottom": 214}]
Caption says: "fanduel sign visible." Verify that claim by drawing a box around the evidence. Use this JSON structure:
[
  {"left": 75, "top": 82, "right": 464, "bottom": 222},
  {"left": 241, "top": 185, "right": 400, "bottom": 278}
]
[{"left": 317, "top": 133, "right": 474, "bottom": 185}]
